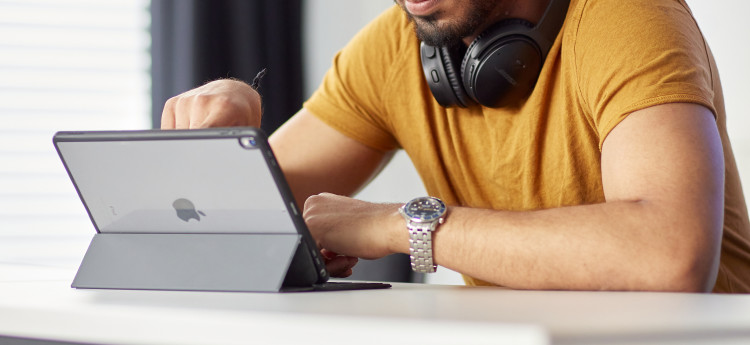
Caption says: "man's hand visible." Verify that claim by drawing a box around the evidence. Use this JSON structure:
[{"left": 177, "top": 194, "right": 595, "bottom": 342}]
[
  {"left": 303, "top": 193, "right": 406, "bottom": 268},
  {"left": 160, "top": 79, "right": 262, "bottom": 129},
  {"left": 319, "top": 249, "right": 358, "bottom": 278}
]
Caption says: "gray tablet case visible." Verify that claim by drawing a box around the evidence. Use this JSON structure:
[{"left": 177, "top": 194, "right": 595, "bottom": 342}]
[{"left": 53, "top": 128, "right": 390, "bottom": 292}]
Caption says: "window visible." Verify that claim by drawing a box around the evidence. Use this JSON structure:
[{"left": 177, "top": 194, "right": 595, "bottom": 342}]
[{"left": 0, "top": 0, "right": 151, "bottom": 238}]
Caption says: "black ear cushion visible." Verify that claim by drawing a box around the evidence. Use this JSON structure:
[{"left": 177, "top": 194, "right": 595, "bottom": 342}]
[
  {"left": 439, "top": 45, "right": 470, "bottom": 107},
  {"left": 460, "top": 18, "right": 535, "bottom": 78}
]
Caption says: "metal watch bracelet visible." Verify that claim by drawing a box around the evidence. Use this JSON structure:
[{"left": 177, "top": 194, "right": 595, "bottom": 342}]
[{"left": 408, "top": 223, "right": 437, "bottom": 273}]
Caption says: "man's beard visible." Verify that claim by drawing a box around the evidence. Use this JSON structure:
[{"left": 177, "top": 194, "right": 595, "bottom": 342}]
[{"left": 399, "top": 1, "right": 497, "bottom": 47}]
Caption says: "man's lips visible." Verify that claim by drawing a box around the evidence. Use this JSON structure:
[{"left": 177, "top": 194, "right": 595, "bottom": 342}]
[{"left": 403, "top": 0, "right": 440, "bottom": 17}]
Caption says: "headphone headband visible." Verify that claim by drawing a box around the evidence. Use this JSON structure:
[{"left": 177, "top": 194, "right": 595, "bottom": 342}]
[{"left": 535, "top": 0, "right": 571, "bottom": 50}]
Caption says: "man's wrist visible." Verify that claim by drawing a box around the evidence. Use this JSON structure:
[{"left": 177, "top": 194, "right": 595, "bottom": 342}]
[{"left": 387, "top": 205, "right": 410, "bottom": 255}]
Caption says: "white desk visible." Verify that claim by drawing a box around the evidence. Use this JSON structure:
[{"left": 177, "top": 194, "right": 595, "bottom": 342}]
[
  {"left": 2, "top": 233, "right": 750, "bottom": 345},
  {"left": 2, "top": 261, "right": 750, "bottom": 345}
]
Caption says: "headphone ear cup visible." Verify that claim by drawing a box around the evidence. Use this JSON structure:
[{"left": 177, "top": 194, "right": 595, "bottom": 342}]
[
  {"left": 439, "top": 45, "right": 470, "bottom": 107},
  {"left": 461, "top": 19, "right": 543, "bottom": 108},
  {"left": 420, "top": 42, "right": 470, "bottom": 107}
]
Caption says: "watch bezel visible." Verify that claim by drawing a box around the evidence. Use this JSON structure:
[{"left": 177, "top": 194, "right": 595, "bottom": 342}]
[{"left": 400, "top": 196, "right": 447, "bottom": 223}]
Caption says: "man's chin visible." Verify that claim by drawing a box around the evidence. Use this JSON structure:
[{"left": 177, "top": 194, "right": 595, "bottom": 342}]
[
  {"left": 413, "top": 21, "right": 462, "bottom": 46},
  {"left": 401, "top": 0, "right": 497, "bottom": 46}
]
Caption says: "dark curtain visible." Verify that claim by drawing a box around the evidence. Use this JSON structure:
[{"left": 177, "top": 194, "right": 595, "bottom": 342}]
[{"left": 150, "top": 0, "right": 303, "bottom": 134}]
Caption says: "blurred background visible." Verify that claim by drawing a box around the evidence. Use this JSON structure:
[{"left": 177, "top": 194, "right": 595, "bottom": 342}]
[{"left": 0, "top": 0, "right": 747, "bottom": 285}]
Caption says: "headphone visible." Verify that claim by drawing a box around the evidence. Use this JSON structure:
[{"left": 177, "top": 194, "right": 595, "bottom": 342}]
[{"left": 420, "top": 0, "right": 570, "bottom": 108}]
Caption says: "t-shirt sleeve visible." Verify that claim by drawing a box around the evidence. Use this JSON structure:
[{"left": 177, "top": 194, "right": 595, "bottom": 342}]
[
  {"left": 303, "top": 6, "right": 405, "bottom": 152},
  {"left": 573, "top": 0, "right": 717, "bottom": 149}
]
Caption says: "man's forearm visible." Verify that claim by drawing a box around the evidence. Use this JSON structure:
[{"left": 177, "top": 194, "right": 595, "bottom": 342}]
[
  {"left": 385, "top": 104, "right": 724, "bottom": 292},
  {"left": 402, "top": 200, "right": 721, "bottom": 292}
]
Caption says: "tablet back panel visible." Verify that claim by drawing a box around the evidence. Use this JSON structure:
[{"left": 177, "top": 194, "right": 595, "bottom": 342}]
[{"left": 55, "top": 129, "right": 299, "bottom": 235}]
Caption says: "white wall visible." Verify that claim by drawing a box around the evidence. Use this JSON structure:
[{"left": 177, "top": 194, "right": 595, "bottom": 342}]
[
  {"left": 301, "top": 1, "right": 750, "bottom": 285},
  {"left": 687, "top": 0, "right": 750, "bottom": 200},
  {"left": 302, "top": 0, "right": 393, "bottom": 96}
]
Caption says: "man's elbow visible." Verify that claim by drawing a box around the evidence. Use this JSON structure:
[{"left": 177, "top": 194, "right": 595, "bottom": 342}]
[
  {"left": 654, "top": 244, "right": 720, "bottom": 293},
  {"left": 661, "top": 264, "right": 717, "bottom": 293}
]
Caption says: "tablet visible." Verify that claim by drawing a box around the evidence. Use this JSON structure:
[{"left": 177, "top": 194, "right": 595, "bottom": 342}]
[{"left": 54, "top": 128, "right": 390, "bottom": 292}]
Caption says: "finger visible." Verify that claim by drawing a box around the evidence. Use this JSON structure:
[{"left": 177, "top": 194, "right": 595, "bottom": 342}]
[
  {"left": 160, "top": 97, "right": 176, "bottom": 129},
  {"left": 173, "top": 97, "right": 192, "bottom": 129},
  {"left": 321, "top": 249, "right": 339, "bottom": 260},
  {"left": 339, "top": 268, "right": 353, "bottom": 278},
  {"left": 325, "top": 255, "right": 358, "bottom": 278},
  {"left": 198, "top": 109, "right": 239, "bottom": 129},
  {"left": 194, "top": 92, "right": 258, "bottom": 128}
]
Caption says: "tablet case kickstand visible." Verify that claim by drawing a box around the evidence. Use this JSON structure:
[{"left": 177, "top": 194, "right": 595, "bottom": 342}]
[{"left": 72, "top": 233, "right": 305, "bottom": 292}]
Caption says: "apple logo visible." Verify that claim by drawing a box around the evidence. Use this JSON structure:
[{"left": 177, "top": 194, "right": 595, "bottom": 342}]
[{"left": 172, "top": 198, "right": 206, "bottom": 222}]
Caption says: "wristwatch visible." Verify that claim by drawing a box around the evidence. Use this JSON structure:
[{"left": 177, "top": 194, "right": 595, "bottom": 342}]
[{"left": 399, "top": 196, "right": 447, "bottom": 273}]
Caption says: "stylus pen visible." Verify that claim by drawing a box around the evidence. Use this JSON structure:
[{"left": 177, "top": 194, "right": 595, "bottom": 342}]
[{"left": 251, "top": 68, "right": 267, "bottom": 90}]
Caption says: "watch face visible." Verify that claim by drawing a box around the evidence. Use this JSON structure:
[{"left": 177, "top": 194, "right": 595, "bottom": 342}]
[{"left": 403, "top": 197, "right": 446, "bottom": 222}]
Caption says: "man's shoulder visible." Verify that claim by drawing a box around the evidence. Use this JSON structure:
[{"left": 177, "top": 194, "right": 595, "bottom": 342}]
[{"left": 573, "top": 0, "right": 694, "bottom": 32}]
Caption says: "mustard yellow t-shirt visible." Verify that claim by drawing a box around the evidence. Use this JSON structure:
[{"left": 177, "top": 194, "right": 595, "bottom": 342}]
[{"left": 304, "top": 0, "right": 750, "bottom": 293}]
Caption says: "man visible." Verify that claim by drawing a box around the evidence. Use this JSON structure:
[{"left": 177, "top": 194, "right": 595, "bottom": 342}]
[{"left": 161, "top": 0, "right": 750, "bottom": 292}]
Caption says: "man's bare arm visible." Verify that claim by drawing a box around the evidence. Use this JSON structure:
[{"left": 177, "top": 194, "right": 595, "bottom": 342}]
[
  {"left": 270, "top": 109, "right": 393, "bottom": 208},
  {"left": 304, "top": 103, "right": 724, "bottom": 292}
]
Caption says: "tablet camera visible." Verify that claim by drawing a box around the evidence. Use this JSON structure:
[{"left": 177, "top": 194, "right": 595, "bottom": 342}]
[{"left": 239, "top": 136, "right": 257, "bottom": 149}]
